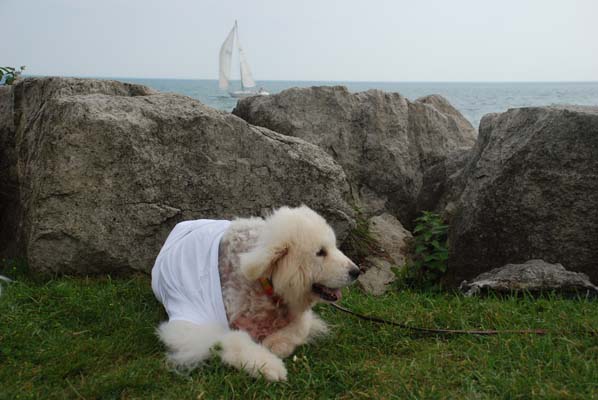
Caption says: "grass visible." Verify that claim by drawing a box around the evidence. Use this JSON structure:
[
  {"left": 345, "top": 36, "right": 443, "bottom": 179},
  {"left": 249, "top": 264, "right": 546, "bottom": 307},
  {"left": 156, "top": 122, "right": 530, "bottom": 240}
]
[{"left": 1, "top": 272, "right": 597, "bottom": 399}]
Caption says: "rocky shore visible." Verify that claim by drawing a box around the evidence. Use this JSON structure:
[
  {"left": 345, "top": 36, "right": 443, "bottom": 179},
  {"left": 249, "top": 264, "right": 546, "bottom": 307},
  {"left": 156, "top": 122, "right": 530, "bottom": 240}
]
[{"left": 1, "top": 77, "right": 596, "bottom": 291}]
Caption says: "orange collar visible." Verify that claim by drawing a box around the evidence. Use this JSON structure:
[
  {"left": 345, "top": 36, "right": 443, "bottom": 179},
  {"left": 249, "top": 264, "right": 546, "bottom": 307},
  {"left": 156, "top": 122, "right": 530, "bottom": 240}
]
[
  {"left": 259, "top": 277, "right": 275, "bottom": 296},
  {"left": 259, "top": 277, "right": 283, "bottom": 305}
]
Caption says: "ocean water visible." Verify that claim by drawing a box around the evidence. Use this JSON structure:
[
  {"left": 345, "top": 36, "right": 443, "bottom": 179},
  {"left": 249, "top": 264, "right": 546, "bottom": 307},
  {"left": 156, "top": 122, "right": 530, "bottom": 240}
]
[{"left": 118, "top": 78, "right": 598, "bottom": 129}]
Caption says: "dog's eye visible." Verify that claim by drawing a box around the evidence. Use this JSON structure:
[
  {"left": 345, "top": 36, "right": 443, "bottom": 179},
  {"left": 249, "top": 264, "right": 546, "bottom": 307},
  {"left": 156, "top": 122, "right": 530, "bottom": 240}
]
[{"left": 316, "top": 248, "right": 327, "bottom": 257}]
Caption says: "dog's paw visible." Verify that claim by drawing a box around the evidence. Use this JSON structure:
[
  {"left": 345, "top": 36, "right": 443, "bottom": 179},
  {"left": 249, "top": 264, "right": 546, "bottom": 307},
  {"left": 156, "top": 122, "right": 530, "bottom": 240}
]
[
  {"left": 262, "top": 337, "right": 295, "bottom": 359},
  {"left": 258, "top": 356, "right": 288, "bottom": 382}
]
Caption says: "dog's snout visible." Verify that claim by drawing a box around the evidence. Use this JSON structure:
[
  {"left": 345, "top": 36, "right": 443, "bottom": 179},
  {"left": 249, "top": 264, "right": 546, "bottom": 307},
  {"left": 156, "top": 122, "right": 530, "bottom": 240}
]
[{"left": 348, "top": 265, "right": 361, "bottom": 280}]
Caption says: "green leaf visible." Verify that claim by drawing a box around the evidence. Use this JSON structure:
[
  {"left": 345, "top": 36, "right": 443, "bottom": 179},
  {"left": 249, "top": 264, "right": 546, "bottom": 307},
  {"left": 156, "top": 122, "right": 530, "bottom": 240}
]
[
  {"left": 424, "top": 254, "right": 443, "bottom": 263},
  {"left": 414, "top": 244, "right": 426, "bottom": 254}
]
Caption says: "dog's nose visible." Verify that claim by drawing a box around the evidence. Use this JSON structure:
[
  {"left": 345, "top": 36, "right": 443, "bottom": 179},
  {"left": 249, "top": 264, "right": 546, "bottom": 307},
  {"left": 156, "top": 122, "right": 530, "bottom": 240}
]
[{"left": 349, "top": 266, "right": 361, "bottom": 280}]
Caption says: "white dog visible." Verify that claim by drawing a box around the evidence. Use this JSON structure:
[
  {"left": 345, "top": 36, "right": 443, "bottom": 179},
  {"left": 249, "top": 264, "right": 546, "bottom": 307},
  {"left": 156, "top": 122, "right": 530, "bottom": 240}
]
[{"left": 152, "top": 205, "right": 360, "bottom": 381}]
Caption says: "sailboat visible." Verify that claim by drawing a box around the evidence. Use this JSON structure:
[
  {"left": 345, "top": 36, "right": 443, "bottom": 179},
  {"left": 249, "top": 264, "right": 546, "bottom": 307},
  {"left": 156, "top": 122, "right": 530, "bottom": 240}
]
[{"left": 219, "top": 21, "right": 269, "bottom": 98}]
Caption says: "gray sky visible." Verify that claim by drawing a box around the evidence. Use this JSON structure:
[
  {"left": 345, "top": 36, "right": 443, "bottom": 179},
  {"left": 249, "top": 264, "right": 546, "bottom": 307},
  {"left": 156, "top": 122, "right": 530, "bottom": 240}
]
[{"left": 3, "top": 0, "right": 597, "bottom": 81}]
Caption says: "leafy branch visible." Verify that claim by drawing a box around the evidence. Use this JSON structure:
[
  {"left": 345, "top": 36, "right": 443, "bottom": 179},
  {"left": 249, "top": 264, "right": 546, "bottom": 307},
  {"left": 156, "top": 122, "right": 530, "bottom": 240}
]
[{"left": 0, "top": 65, "right": 26, "bottom": 85}]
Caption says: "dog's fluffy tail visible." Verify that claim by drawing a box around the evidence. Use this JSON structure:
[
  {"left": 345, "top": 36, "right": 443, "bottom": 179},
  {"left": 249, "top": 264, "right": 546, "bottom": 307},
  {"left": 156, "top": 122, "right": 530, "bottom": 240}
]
[{"left": 156, "top": 320, "right": 226, "bottom": 371}]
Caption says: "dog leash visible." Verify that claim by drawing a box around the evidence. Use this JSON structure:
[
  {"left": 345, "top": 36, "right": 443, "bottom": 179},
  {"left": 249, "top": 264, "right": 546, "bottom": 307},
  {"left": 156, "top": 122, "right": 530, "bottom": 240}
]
[
  {"left": 258, "top": 278, "right": 593, "bottom": 336},
  {"left": 329, "top": 302, "right": 551, "bottom": 336}
]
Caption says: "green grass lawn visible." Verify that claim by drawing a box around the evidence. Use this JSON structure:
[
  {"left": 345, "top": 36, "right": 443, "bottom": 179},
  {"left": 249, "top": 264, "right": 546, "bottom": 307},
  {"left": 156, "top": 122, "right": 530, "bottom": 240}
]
[{"left": 1, "top": 273, "right": 597, "bottom": 399}]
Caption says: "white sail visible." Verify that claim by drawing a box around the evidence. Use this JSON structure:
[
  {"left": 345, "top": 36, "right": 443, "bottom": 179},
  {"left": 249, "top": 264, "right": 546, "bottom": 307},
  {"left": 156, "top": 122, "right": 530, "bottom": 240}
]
[
  {"left": 219, "top": 24, "right": 236, "bottom": 90},
  {"left": 238, "top": 47, "right": 256, "bottom": 89},
  {"left": 236, "top": 41, "right": 256, "bottom": 89}
]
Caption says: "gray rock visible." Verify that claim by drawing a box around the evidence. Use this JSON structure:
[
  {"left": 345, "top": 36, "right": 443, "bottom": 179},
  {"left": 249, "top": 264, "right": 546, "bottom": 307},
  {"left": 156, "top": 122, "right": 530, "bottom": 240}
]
[
  {"left": 357, "top": 213, "right": 412, "bottom": 296},
  {"left": 416, "top": 148, "right": 471, "bottom": 220},
  {"left": 233, "top": 86, "right": 476, "bottom": 226},
  {"left": 367, "top": 213, "right": 412, "bottom": 266},
  {"left": 0, "top": 77, "right": 355, "bottom": 275},
  {"left": 358, "top": 258, "right": 396, "bottom": 296},
  {"left": 448, "top": 106, "right": 598, "bottom": 285},
  {"left": 460, "top": 259, "right": 598, "bottom": 296},
  {"left": 416, "top": 94, "right": 476, "bottom": 137}
]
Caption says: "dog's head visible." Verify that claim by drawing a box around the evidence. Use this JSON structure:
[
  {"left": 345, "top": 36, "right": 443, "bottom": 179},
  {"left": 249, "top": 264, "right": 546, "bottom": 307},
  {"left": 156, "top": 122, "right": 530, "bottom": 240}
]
[{"left": 239, "top": 205, "right": 360, "bottom": 310}]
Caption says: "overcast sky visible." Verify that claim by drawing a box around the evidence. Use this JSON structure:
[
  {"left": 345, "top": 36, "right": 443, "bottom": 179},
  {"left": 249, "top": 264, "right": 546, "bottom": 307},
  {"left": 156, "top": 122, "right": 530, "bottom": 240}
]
[{"left": 3, "top": 0, "right": 597, "bottom": 81}]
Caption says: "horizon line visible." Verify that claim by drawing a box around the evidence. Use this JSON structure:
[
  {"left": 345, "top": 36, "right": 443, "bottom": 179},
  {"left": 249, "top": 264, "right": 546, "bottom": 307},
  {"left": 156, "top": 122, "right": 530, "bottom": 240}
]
[{"left": 24, "top": 74, "right": 598, "bottom": 84}]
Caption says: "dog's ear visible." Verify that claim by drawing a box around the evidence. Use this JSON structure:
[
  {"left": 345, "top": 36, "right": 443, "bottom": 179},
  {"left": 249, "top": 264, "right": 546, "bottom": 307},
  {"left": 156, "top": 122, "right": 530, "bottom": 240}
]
[{"left": 239, "top": 244, "right": 289, "bottom": 281}]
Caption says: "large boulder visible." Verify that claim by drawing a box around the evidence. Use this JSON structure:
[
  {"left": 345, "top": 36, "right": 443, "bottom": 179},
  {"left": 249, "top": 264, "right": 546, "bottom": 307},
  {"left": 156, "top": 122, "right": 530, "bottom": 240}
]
[
  {"left": 447, "top": 106, "right": 598, "bottom": 285},
  {"left": 233, "top": 87, "right": 476, "bottom": 226},
  {"left": 0, "top": 77, "right": 355, "bottom": 275}
]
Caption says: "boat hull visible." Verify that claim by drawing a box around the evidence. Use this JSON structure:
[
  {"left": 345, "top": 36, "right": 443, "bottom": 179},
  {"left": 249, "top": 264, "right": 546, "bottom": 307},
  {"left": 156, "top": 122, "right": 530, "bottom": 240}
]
[{"left": 229, "top": 90, "right": 270, "bottom": 98}]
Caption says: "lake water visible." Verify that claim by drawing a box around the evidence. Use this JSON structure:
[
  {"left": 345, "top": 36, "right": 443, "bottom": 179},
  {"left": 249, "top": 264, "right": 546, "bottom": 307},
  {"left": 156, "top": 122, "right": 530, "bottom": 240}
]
[{"left": 115, "top": 78, "right": 598, "bottom": 129}]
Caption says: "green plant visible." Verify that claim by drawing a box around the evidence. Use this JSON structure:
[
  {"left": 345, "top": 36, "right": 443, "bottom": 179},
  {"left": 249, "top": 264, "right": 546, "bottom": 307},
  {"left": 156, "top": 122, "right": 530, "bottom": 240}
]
[
  {"left": 395, "top": 211, "right": 448, "bottom": 289},
  {"left": 0, "top": 65, "right": 26, "bottom": 85}
]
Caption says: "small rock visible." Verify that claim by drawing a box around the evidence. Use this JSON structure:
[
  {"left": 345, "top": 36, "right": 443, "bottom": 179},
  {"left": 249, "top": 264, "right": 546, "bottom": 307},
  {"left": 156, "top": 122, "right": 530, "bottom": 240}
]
[
  {"left": 357, "top": 213, "right": 412, "bottom": 296},
  {"left": 358, "top": 258, "right": 396, "bottom": 296},
  {"left": 368, "top": 213, "right": 412, "bottom": 266},
  {"left": 459, "top": 259, "right": 598, "bottom": 297}
]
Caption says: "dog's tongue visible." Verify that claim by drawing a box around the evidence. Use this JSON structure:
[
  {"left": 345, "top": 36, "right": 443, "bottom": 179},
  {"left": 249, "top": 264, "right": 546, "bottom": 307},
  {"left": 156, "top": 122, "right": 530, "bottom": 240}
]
[
  {"left": 322, "top": 286, "right": 342, "bottom": 302},
  {"left": 313, "top": 284, "right": 342, "bottom": 302}
]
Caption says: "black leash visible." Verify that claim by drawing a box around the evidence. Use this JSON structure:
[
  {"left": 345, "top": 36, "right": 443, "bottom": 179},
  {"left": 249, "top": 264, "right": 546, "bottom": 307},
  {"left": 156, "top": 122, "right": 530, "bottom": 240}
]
[{"left": 329, "top": 302, "right": 549, "bottom": 336}]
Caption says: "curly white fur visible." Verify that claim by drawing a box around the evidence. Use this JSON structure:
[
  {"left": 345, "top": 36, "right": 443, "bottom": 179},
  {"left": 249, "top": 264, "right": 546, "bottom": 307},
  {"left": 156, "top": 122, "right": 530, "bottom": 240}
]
[{"left": 156, "top": 205, "right": 358, "bottom": 381}]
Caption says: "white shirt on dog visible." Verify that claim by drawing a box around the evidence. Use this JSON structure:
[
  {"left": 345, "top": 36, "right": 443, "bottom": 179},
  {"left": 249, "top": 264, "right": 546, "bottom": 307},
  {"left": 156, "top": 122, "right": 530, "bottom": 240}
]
[{"left": 151, "top": 219, "right": 231, "bottom": 328}]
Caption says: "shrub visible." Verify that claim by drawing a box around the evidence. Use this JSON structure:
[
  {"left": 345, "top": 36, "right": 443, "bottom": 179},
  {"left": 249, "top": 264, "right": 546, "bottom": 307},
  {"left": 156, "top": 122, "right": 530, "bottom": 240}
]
[{"left": 395, "top": 211, "right": 448, "bottom": 289}]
